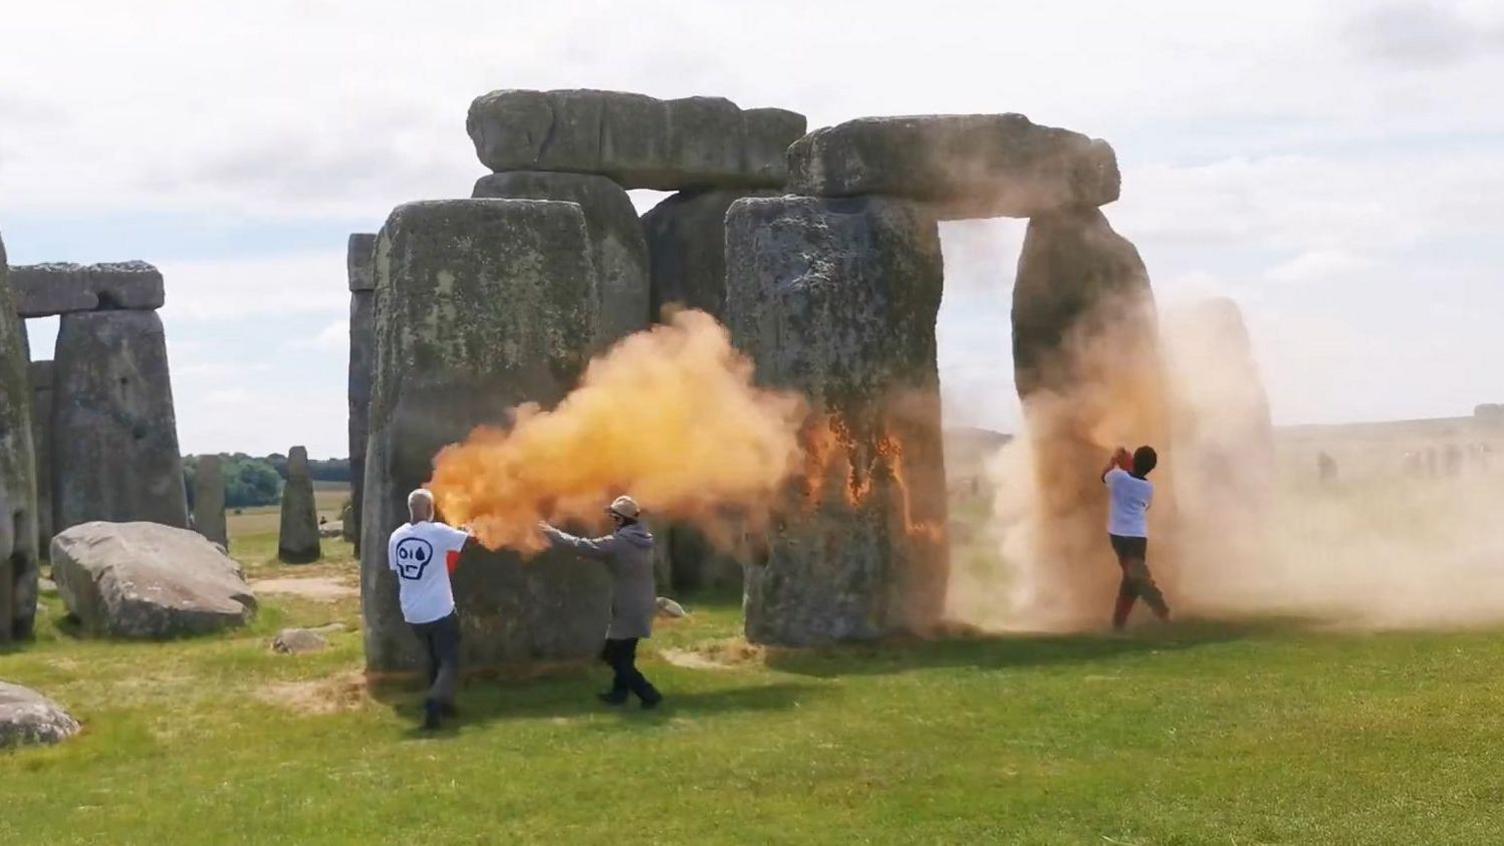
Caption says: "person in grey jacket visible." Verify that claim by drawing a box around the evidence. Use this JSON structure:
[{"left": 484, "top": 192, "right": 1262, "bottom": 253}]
[{"left": 538, "top": 495, "right": 663, "bottom": 709}]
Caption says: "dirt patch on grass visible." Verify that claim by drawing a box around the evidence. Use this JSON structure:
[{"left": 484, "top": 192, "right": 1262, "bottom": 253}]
[
  {"left": 660, "top": 639, "right": 765, "bottom": 670},
  {"left": 256, "top": 671, "right": 368, "bottom": 715},
  {"left": 251, "top": 576, "right": 358, "bottom": 602}
]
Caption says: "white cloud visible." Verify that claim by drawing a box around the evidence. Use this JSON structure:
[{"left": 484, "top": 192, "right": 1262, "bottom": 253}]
[
  {"left": 286, "top": 319, "right": 349, "bottom": 353},
  {"left": 157, "top": 252, "right": 347, "bottom": 321}
]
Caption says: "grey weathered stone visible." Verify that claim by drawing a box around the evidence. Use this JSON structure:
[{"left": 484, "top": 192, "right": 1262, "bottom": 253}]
[
  {"left": 466, "top": 89, "right": 806, "bottom": 190},
  {"left": 51, "top": 521, "right": 256, "bottom": 638},
  {"left": 473, "top": 171, "right": 649, "bottom": 347},
  {"left": 277, "top": 446, "right": 320, "bottom": 564},
  {"left": 0, "top": 682, "right": 79, "bottom": 748},
  {"left": 347, "top": 233, "right": 377, "bottom": 552},
  {"left": 726, "top": 196, "right": 949, "bottom": 646},
  {"left": 362, "top": 199, "right": 610, "bottom": 672},
  {"left": 0, "top": 235, "right": 40, "bottom": 641},
  {"left": 786, "top": 114, "right": 1120, "bottom": 219},
  {"left": 272, "top": 627, "right": 328, "bottom": 654},
  {"left": 8, "top": 261, "right": 165, "bottom": 318},
  {"left": 1012, "top": 207, "right": 1155, "bottom": 397},
  {"left": 28, "top": 361, "right": 53, "bottom": 558},
  {"left": 641, "top": 189, "right": 777, "bottom": 321},
  {"left": 655, "top": 596, "right": 687, "bottom": 618},
  {"left": 52, "top": 310, "right": 188, "bottom": 533},
  {"left": 347, "top": 233, "right": 376, "bottom": 292},
  {"left": 194, "top": 454, "right": 228, "bottom": 547}
]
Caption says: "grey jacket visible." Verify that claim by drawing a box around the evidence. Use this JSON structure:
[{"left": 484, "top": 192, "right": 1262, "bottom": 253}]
[{"left": 543, "top": 522, "right": 656, "bottom": 640}]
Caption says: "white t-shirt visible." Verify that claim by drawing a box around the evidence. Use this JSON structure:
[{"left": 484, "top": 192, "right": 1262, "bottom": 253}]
[
  {"left": 1104, "top": 468, "right": 1153, "bottom": 538},
  {"left": 387, "top": 521, "right": 470, "bottom": 624}
]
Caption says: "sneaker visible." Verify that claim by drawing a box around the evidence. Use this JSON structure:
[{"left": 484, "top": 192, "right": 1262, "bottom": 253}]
[
  {"left": 422, "top": 700, "right": 442, "bottom": 731},
  {"left": 597, "top": 691, "right": 628, "bottom": 706}
]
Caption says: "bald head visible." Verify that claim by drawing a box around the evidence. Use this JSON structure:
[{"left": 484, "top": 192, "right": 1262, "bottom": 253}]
[{"left": 408, "top": 488, "right": 435, "bottom": 522}]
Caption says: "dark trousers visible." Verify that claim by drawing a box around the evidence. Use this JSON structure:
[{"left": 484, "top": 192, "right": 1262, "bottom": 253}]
[
  {"left": 1109, "top": 535, "right": 1170, "bottom": 628},
  {"left": 600, "top": 638, "right": 660, "bottom": 703},
  {"left": 410, "top": 612, "right": 460, "bottom": 706}
]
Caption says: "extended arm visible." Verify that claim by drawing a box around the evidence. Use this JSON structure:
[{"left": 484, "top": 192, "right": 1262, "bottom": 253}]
[{"left": 539, "top": 524, "right": 618, "bottom": 561}]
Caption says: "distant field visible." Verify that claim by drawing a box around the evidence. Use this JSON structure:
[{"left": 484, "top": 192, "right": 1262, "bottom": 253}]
[{"left": 224, "top": 483, "right": 349, "bottom": 545}]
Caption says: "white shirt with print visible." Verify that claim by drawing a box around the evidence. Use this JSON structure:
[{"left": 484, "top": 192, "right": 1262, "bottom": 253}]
[
  {"left": 1104, "top": 468, "right": 1153, "bottom": 538},
  {"left": 387, "top": 521, "right": 469, "bottom": 624}
]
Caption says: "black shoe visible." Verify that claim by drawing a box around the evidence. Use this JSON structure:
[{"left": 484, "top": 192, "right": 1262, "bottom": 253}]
[
  {"left": 639, "top": 692, "right": 663, "bottom": 711},
  {"left": 422, "top": 700, "right": 442, "bottom": 731},
  {"left": 598, "top": 691, "right": 628, "bottom": 706}
]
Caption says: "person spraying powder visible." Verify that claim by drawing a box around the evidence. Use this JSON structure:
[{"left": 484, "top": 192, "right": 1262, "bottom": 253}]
[
  {"left": 538, "top": 495, "right": 663, "bottom": 710},
  {"left": 388, "top": 488, "right": 473, "bottom": 730},
  {"left": 1102, "top": 446, "right": 1171, "bottom": 630}
]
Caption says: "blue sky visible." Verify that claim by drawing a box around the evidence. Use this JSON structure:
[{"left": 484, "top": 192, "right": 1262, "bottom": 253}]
[{"left": 2, "top": 0, "right": 1502, "bottom": 457}]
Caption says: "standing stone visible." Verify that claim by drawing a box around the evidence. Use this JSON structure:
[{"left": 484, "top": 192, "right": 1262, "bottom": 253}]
[
  {"left": 642, "top": 189, "right": 776, "bottom": 590},
  {"left": 52, "top": 310, "right": 188, "bottom": 533},
  {"left": 0, "top": 233, "right": 40, "bottom": 640},
  {"left": 1009, "top": 206, "right": 1172, "bottom": 629},
  {"left": 347, "top": 233, "right": 377, "bottom": 554},
  {"left": 362, "top": 199, "right": 609, "bottom": 672},
  {"left": 277, "top": 446, "right": 320, "bottom": 563},
  {"left": 194, "top": 454, "right": 228, "bottom": 548},
  {"left": 473, "top": 171, "right": 649, "bottom": 347},
  {"left": 642, "top": 189, "right": 779, "bottom": 321},
  {"left": 726, "top": 196, "right": 949, "bottom": 646},
  {"left": 466, "top": 89, "right": 806, "bottom": 190},
  {"left": 28, "top": 361, "right": 53, "bottom": 557},
  {"left": 787, "top": 114, "right": 1120, "bottom": 219}
]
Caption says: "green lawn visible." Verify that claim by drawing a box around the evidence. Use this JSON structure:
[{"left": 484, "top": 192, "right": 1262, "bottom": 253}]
[{"left": 5, "top": 528, "right": 1504, "bottom": 843}]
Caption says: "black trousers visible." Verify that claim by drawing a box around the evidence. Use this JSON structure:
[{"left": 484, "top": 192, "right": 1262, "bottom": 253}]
[
  {"left": 1109, "top": 535, "right": 1169, "bottom": 627},
  {"left": 410, "top": 612, "right": 461, "bottom": 706},
  {"left": 600, "top": 638, "right": 660, "bottom": 702}
]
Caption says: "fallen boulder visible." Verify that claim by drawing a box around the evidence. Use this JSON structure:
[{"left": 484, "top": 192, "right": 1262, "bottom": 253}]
[
  {"left": 655, "top": 596, "right": 688, "bottom": 618},
  {"left": 51, "top": 521, "right": 257, "bottom": 638},
  {"left": 0, "top": 682, "right": 80, "bottom": 748}
]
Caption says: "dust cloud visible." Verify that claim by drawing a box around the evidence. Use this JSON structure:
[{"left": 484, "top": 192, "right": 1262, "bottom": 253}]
[
  {"left": 427, "top": 309, "right": 807, "bottom": 553},
  {"left": 952, "top": 295, "right": 1504, "bottom": 632}
]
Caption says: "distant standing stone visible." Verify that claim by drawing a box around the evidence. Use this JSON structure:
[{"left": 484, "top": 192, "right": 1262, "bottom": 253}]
[
  {"left": 51, "top": 521, "right": 257, "bottom": 638},
  {"left": 0, "top": 682, "right": 80, "bottom": 748},
  {"left": 194, "top": 454, "right": 228, "bottom": 547},
  {"left": 278, "top": 446, "right": 321, "bottom": 564},
  {"left": 52, "top": 310, "right": 189, "bottom": 533}
]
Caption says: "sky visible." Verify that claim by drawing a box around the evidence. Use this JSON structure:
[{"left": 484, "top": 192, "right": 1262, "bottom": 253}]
[{"left": 2, "top": 0, "right": 1502, "bottom": 458}]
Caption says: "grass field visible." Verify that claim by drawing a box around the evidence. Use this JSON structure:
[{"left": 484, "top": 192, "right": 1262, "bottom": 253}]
[{"left": 5, "top": 484, "right": 1504, "bottom": 843}]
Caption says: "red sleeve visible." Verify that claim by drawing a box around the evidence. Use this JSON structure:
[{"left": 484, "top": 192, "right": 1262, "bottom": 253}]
[{"left": 446, "top": 549, "right": 461, "bottom": 574}]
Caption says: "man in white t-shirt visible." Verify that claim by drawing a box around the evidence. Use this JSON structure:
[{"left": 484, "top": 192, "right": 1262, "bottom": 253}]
[
  {"left": 1101, "top": 445, "right": 1170, "bottom": 630},
  {"left": 387, "top": 488, "right": 472, "bottom": 730}
]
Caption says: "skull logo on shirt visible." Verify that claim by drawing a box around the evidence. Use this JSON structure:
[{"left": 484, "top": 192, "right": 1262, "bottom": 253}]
[{"left": 394, "top": 537, "right": 435, "bottom": 580}]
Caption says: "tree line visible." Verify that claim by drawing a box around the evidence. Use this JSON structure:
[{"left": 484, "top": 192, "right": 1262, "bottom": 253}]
[{"left": 183, "top": 454, "right": 351, "bottom": 509}]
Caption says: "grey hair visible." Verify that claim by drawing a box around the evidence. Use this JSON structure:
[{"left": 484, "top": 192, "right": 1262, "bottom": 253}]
[{"left": 407, "top": 488, "right": 435, "bottom": 519}]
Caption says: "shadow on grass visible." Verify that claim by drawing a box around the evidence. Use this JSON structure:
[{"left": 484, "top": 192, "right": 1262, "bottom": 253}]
[
  {"left": 377, "top": 676, "right": 818, "bottom": 738},
  {"left": 764, "top": 617, "right": 1308, "bottom": 678}
]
